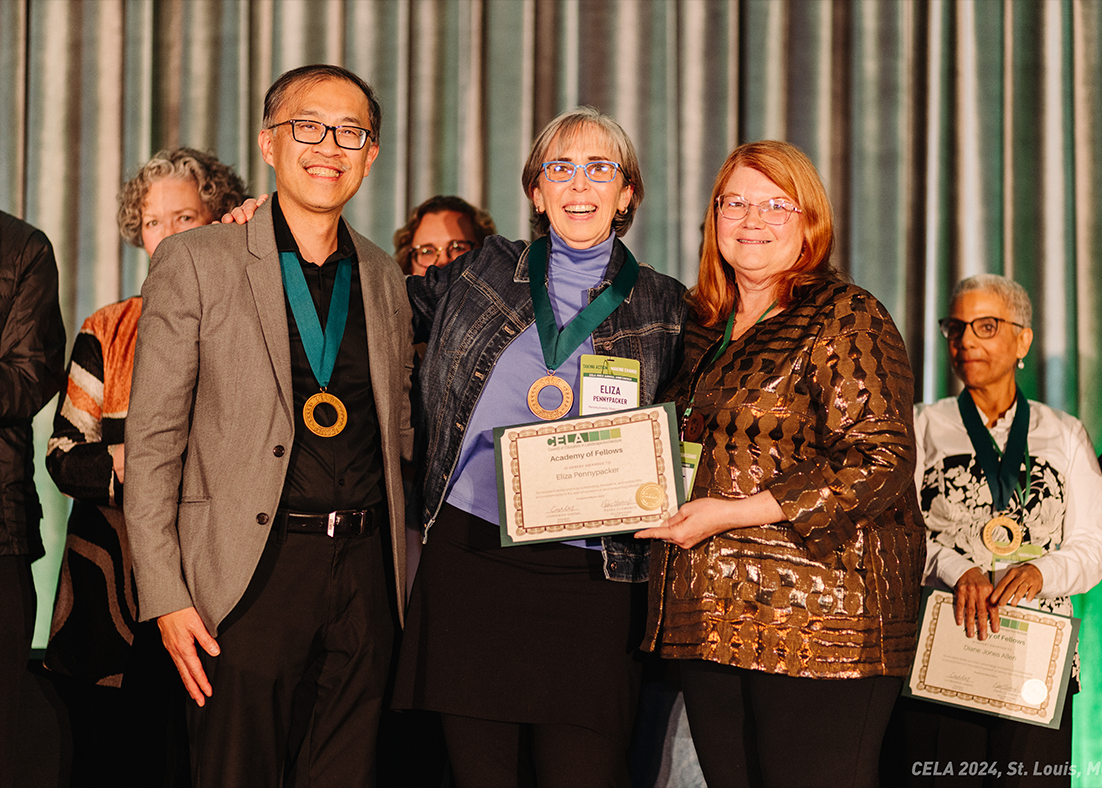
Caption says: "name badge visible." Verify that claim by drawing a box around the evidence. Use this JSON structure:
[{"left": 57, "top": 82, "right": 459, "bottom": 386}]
[
  {"left": 579, "top": 355, "right": 640, "bottom": 416},
  {"left": 679, "top": 441, "right": 702, "bottom": 497}
]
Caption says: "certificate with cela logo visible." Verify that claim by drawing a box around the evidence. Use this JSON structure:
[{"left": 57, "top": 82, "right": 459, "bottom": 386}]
[{"left": 493, "top": 403, "right": 683, "bottom": 546}]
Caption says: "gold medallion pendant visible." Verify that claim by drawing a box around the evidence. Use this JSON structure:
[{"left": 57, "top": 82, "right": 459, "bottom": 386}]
[
  {"left": 982, "top": 515, "right": 1023, "bottom": 556},
  {"left": 303, "top": 390, "right": 348, "bottom": 437},
  {"left": 527, "top": 375, "right": 573, "bottom": 420}
]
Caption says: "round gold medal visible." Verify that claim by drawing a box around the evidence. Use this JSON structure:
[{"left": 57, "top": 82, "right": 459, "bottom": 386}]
[
  {"left": 982, "top": 515, "right": 1023, "bottom": 556},
  {"left": 303, "top": 391, "right": 348, "bottom": 437},
  {"left": 527, "top": 375, "right": 573, "bottom": 421}
]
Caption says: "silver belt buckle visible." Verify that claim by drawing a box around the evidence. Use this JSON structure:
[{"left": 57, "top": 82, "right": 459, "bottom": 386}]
[{"left": 327, "top": 510, "right": 337, "bottom": 538}]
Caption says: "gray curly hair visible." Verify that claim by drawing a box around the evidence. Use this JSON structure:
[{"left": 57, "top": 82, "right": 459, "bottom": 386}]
[{"left": 117, "top": 147, "right": 247, "bottom": 248}]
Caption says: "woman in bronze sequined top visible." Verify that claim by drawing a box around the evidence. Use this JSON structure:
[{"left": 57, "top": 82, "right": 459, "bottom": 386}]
[{"left": 637, "top": 140, "right": 926, "bottom": 788}]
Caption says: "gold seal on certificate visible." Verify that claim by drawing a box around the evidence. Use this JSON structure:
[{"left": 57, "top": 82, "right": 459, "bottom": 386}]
[
  {"left": 527, "top": 375, "right": 574, "bottom": 421},
  {"left": 635, "top": 483, "right": 666, "bottom": 510},
  {"left": 493, "top": 403, "right": 684, "bottom": 546},
  {"left": 303, "top": 391, "right": 348, "bottom": 437},
  {"left": 1020, "top": 679, "right": 1049, "bottom": 705},
  {"left": 983, "top": 515, "right": 1023, "bottom": 556}
]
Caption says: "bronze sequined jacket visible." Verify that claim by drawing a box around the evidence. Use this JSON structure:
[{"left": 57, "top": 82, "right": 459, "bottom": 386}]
[{"left": 644, "top": 279, "right": 926, "bottom": 678}]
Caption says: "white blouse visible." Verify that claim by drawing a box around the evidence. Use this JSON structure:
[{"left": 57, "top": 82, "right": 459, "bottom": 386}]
[{"left": 914, "top": 396, "right": 1102, "bottom": 619}]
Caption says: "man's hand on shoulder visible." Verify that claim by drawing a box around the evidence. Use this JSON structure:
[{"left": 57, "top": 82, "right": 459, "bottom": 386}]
[
  {"left": 158, "top": 606, "right": 220, "bottom": 706},
  {"left": 219, "top": 193, "right": 269, "bottom": 225}
]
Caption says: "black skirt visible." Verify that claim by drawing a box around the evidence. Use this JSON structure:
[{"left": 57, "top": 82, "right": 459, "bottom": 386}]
[{"left": 392, "top": 504, "right": 645, "bottom": 745}]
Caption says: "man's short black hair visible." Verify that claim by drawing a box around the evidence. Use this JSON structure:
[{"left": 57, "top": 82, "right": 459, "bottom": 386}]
[{"left": 263, "top": 64, "right": 382, "bottom": 145}]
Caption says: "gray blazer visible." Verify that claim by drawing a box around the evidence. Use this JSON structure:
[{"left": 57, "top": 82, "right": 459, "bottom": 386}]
[{"left": 125, "top": 200, "right": 413, "bottom": 635}]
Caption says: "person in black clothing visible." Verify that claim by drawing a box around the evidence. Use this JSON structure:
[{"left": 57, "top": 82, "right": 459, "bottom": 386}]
[{"left": 0, "top": 210, "right": 66, "bottom": 788}]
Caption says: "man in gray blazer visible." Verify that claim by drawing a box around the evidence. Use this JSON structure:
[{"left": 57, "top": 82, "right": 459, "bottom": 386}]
[{"left": 126, "top": 64, "right": 413, "bottom": 786}]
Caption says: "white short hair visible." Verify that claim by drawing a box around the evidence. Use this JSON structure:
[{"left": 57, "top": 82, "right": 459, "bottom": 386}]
[{"left": 952, "top": 274, "right": 1032, "bottom": 328}]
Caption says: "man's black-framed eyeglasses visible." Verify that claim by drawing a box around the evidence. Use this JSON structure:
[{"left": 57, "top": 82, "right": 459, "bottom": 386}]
[
  {"left": 268, "top": 119, "right": 373, "bottom": 150},
  {"left": 938, "top": 316, "right": 1026, "bottom": 341}
]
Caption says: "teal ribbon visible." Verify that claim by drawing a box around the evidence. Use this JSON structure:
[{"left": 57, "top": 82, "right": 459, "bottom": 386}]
[
  {"left": 957, "top": 387, "right": 1031, "bottom": 511},
  {"left": 278, "top": 251, "right": 351, "bottom": 389},
  {"left": 526, "top": 236, "right": 638, "bottom": 372}
]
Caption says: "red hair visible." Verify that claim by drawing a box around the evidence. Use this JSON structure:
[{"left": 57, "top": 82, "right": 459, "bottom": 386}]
[{"left": 690, "top": 140, "right": 839, "bottom": 327}]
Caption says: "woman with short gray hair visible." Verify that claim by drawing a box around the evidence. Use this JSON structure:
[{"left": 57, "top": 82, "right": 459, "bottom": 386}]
[
  {"left": 392, "top": 107, "right": 686, "bottom": 787},
  {"left": 887, "top": 273, "right": 1102, "bottom": 785}
]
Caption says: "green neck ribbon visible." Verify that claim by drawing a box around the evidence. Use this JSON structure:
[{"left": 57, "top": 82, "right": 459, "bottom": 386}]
[
  {"left": 278, "top": 251, "right": 351, "bottom": 389},
  {"left": 526, "top": 236, "right": 638, "bottom": 372},
  {"left": 957, "top": 387, "right": 1031, "bottom": 511}
]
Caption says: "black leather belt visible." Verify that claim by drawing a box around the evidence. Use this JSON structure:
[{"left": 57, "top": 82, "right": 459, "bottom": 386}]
[{"left": 275, "top": 507, "right": 382, "bottom": 538}]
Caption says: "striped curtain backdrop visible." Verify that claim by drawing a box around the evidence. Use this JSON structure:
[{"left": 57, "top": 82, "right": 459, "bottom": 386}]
[{"left": 3, "top": 0, "right": 1102, "bottom": 778}]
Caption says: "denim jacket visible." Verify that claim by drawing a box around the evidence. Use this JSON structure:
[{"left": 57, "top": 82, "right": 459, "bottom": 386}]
[{"left": 407, "top": 234, "right": 686, "bottom": 581}]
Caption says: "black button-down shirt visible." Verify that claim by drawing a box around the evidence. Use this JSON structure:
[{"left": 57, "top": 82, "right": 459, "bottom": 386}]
[{"left": 271, "top": 194, "right": 384, "bottom": 513}]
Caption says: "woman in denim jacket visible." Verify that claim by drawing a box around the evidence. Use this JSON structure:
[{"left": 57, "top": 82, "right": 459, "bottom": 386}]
[{"left": 393, "top": 107, "right": 686, "bottom": 787}]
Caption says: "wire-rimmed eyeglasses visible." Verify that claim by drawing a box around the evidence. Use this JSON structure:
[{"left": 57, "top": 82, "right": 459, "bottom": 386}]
[
  {"left": 715, "top": 195, "right": 802, "bottom": 225},
  {"left": 938, "top": 316, "right": 1026, "bottom": 341},
  {"left": 541, "top": 161, "right": 622, "bottom": 183},
  {"left": 267, "top": 119, "right": 374, "bottom": 150},
  {"left": 413, "top": 240, "right": 475, "bottom": 266}
]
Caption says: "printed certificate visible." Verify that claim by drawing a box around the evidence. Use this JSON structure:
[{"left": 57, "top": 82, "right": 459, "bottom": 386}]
[
  {"left": 493, "top": 403, "right": 683, "bottom": 546},
  {"left": 904, "top": 588, "right": 1078, "bottom": 729}
]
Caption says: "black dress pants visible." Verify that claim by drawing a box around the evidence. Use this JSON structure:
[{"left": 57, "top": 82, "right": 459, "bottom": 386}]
[
  {"left": 680, "top": 659, "right": 902, "bottom": 788},
  {"left": 190, "top": 528, "right": 395, "bottom": 788},
  {"left": 0, "top": 555, "right": 35, "bottom": 788},
  {"left": 883, "top": 694, "right": 1074, "bottom": 788}
]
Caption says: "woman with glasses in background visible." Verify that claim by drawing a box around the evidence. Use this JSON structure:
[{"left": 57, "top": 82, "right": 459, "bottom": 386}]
[
  {"left": 391, "top": 193, "right": 499, "bottom": 574},
  {"left": 392, "top": 106, "right": 686, "bottom": 787},
  {"left": 380, "top": 195, "right": 498, "bottom": 787},
  {"left": 394, "top": 194, "right": 496, "bottom": 276},
  {"left": 637, "top": 140, "right": 925, "bottom": 788},
  {"left": 884, "top": 274, "right": 1102, "bottom": 787}
]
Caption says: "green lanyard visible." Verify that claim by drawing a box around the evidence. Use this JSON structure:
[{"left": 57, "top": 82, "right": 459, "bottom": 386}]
[
  {"left": 680, "top": 299, "right": 777, "bottom": 440},
  {"left": 526, "top": 236, "right": 638, "bottom": 373},
  {"left": 957, "top": 388, "right": 1031, "bottom": 511}
]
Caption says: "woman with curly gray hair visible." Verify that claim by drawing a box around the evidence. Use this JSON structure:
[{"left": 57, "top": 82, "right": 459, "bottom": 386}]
[
  {"left": 44, "top": 147, "right": 246, "bottom": 785},
  {"left": 117, "top": 146, "right": 247, "bottom": 256}
]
